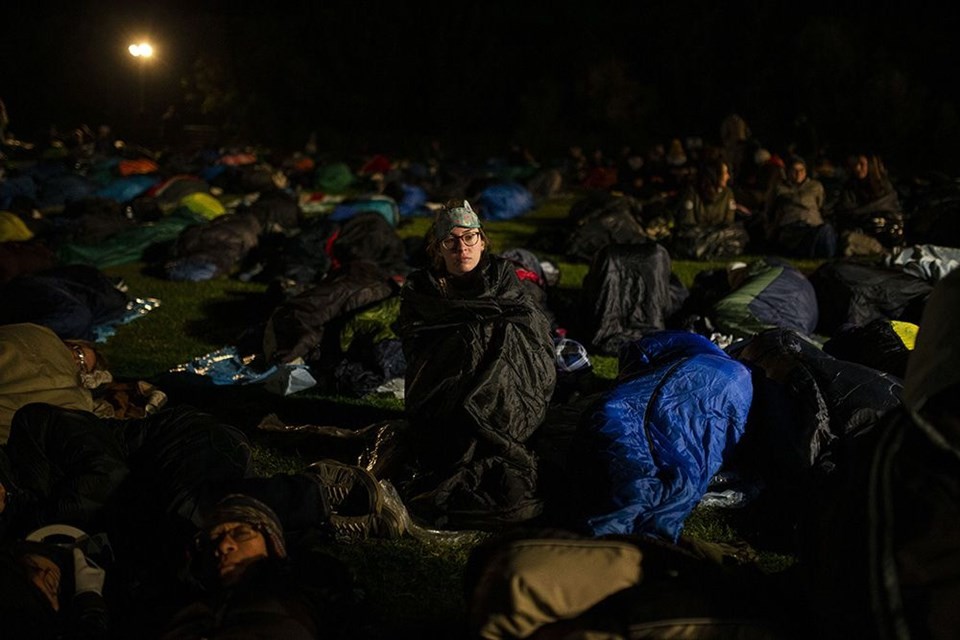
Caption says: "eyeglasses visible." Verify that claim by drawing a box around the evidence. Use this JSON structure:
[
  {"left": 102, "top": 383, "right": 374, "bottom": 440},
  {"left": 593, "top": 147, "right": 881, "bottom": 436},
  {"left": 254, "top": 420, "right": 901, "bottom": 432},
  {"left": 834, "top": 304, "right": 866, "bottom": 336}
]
[
  {"left": 196, "top": 524, "right": 261, "bottom": 551},
  {"left": 70, "top": 344, "right": 89, "bottom": 373},
  {"left": 440, "top": 231, "right": 482, "bottom": 250}
]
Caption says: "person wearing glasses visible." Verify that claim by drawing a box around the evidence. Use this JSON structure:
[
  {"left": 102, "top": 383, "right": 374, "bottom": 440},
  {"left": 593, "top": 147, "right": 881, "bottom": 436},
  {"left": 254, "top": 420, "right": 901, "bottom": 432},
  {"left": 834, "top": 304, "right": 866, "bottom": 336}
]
[
  {"left": 396, "top": 200, "right": 556, "bottom": 530},
  {"left": 162, "top": 493, "right": 356, "bottom": 640},
  {"left": 0, "top": 323, "right": 113, "bottom": 444}
]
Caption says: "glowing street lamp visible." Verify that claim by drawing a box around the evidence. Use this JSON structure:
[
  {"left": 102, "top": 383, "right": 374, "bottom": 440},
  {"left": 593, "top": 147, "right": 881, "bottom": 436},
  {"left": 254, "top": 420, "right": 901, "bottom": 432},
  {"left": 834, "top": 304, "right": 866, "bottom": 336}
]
[{"left": 128, "top": 41, "right": 154, "bottom": 114}]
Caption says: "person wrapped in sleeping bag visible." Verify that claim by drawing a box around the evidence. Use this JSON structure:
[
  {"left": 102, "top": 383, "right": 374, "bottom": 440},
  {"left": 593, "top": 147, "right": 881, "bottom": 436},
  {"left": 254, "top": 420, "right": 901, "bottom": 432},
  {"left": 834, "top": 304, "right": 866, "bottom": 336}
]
[
  {"left": 711, "top": 256, "right": 818, "bottom": 340},
  {"left": 802, "top": 268, "right": 960, "bottom": 639},
  {"left": 397, "top": 200, "right": 556, "bottom": 529},
  {"left": 571, "top": 330, "right": 752, "bottom": 540}
]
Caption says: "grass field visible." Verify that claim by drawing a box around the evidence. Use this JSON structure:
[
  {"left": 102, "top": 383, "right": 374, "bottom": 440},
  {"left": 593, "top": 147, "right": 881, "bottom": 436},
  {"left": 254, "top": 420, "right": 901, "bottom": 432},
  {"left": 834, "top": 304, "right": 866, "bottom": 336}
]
[{"left": 97, "top": 193, "right": 803, "bottom": 637}]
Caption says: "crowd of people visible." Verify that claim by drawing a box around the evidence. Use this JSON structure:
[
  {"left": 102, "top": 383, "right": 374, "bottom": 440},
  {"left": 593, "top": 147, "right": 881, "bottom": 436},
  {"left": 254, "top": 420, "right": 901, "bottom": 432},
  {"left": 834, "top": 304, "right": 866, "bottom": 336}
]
[
  {"left": 554, "top": 116, "right": 910, "bottom": 261},
  {"left": 0, "top": 111, "right": 958, "bottom": 638}
]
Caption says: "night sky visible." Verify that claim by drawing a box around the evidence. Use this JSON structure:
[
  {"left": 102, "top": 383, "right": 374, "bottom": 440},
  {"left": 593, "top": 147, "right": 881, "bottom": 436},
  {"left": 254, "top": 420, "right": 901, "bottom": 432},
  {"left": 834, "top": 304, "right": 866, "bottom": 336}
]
[{"left": 4, "top": 1, "right": 960, "bottom": 172}]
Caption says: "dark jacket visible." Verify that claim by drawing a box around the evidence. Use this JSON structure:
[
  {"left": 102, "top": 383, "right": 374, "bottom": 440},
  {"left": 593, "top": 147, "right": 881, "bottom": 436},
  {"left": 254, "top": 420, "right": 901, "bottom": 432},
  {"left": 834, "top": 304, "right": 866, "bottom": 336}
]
[
  {"left": 161, "top": 544, "right": 357, "bottom": 640},
  {"left": 0, "top": 404, "right": 250, "bottom": 544},
  {"left": 767, "top": 177, "right": 825, "bottom": 229}
]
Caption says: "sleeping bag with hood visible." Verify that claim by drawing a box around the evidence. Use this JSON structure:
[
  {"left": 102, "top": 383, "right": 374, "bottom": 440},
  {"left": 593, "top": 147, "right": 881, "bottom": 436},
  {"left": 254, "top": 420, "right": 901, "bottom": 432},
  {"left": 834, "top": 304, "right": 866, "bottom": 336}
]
[
  {"left": 579, "top": 243, "right": 680, "bottom": 357},
  {"left": 572, "top": 331, "right": 752, "bottom": 540},
  {"left": 712, "top": 257, "right": 818, "bottom": 339}
]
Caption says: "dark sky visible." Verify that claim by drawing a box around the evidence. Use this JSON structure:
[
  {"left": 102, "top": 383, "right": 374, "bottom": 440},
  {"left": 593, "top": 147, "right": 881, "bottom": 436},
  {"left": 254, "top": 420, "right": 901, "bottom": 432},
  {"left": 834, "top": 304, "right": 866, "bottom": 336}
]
[{"left": 3, "top": 1, "right": 960, "bottom": 170}]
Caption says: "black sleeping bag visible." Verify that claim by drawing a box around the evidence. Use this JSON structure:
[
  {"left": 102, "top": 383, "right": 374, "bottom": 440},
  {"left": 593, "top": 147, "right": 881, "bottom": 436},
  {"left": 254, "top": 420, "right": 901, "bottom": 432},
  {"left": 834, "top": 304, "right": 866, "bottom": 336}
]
[
  {"left": 263, "top": 260, "right": 399, "bottom": 364},
  {"left": 251, "top": 211, "right": 406, "bottom": 288},
  {"left": 808, "top": 260, "right": 932, "bottom": 335},
  {"left": 579, "top": 243, "right": 682, "bottom": 356},
  {"left": 565, "top": 193, "right": 650, "bottom": 263},
  {"left": 397, "top": 254, "right": 557, "bottom": 528},
  {"left": 0, "top": 263, "right": 128, "bottom": 340},
  {"left": 729, "top": 328, "right": 903, "bottom": 495},
  {"left": 822, "top": 318, "right": 913, "bottom": 379},
  {"left": 166, "top": 211, "right": 263, "bottom": 281},
  {"left": 1, "top": 403, "right": 251, "bottom": 539}
]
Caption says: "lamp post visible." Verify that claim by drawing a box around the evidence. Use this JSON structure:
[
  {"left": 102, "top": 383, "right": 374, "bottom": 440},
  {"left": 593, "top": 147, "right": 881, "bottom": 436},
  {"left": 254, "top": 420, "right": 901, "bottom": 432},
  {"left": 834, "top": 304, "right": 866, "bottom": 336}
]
[{"left": 128, "top": 42, "right": 154, "bottom": 115}]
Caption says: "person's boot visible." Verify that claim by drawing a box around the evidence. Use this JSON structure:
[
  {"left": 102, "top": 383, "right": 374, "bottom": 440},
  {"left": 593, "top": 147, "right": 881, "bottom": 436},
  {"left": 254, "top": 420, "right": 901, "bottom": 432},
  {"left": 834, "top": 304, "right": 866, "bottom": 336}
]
[{"left": 305, "top": 459, "right": 404, "bottom": 540}]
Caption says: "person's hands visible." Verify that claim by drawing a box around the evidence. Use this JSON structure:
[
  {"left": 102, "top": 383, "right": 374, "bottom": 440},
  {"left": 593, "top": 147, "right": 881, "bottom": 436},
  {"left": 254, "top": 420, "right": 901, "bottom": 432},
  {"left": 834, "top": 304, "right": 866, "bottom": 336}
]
[{"left": 73, "top": 547, "right": 105, "bottom": 596}]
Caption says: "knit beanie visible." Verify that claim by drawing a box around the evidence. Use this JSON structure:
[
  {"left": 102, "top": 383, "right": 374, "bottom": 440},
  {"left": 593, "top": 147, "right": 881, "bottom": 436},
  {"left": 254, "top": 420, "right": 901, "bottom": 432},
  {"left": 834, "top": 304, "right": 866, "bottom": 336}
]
[{"left": 202, "top": 494, "right": 287, "bottom": 559}]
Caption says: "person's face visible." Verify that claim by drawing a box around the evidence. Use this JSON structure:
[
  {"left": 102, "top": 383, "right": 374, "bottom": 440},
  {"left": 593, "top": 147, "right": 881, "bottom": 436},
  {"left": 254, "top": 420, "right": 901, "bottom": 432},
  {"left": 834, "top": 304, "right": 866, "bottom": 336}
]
[
  {"left": 853, "top": 155, "right": 869, "bottom": 180},
  {"left": 789, "top": 162, "right": 807, "bottom": 185},
  {"left": 719, "top": 163, "right": 731, "bottom": 188},
  {"left": 67, "top": 343, "right": 98, "bottom": 374},
  {"left": 206, "top": 522, "right": 269, "bottom": 586},
  {"left": 24, "top": 554, "right": 61, "bottom": 612},
  {"left": 440, "top": 227, "right": 485, "bottom": 276}
]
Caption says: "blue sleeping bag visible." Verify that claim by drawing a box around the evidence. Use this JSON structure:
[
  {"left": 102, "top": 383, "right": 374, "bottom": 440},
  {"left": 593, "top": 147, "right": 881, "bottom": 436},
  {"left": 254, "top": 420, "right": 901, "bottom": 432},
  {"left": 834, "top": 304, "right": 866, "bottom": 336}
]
[
  {"left": 574, "top": 331, "right": 753, "bottom": 540},
  {"left": 38, "top": 173, "right": 97, "bottom": 209},
  {"left": 476, "top": 181, "right": 535, "bottom": 220},
  {"left": 329, "top": 195, "right": 400, "bottom": 227},
  {"left": 95, "top": 175, "right": 160, "bottom": 203},
  {"left": 397, "top": 183, "right": 428, "bottom": 217}
]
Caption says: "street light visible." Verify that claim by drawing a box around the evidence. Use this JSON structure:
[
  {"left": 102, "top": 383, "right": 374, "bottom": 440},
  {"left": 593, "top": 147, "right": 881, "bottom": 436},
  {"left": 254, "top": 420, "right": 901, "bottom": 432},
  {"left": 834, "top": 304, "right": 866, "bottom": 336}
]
[{"left": 128, "top": 41, "right": 154, "bottom": 115}]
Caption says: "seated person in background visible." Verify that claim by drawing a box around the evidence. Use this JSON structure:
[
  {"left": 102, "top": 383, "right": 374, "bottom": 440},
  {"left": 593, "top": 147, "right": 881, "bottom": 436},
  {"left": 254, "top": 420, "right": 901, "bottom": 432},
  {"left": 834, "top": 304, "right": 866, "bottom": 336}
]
[
  {"left": 0, "top": 323, "right": 112, "bottom": 444},
  {"left": 765, "top": 155, "right": 836, "bottom": 258},
  {"left": 671, "top": 155, "right": 749, "bottom": 259},
  {"left": 838, "top": 153, "right": 900, "bottom": 215},
  {"left": 832, "top": 153, "right": 904, "bottom": 254},
  {"left": 0, "top": 540, "right": 109, "bottom": 640},
  {"left": 161, "top": 493, "right": 357, "bottom": 640}
]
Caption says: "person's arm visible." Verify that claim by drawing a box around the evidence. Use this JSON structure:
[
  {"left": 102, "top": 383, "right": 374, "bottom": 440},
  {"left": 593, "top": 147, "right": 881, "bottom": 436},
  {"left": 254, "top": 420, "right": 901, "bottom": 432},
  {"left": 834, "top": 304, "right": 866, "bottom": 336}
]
[
  {"left": 812, "top": 180, "right": 825, "bottom": 213},
  {"left": 724, "top": 190, "right": 737, "bottom": 225}
]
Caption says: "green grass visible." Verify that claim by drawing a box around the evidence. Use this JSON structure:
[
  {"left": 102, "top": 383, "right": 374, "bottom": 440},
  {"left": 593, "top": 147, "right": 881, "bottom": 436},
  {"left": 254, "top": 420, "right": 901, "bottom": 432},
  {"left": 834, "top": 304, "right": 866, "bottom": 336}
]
[{"left": 98, "top": 193, "right": 806, "bottom": 635}]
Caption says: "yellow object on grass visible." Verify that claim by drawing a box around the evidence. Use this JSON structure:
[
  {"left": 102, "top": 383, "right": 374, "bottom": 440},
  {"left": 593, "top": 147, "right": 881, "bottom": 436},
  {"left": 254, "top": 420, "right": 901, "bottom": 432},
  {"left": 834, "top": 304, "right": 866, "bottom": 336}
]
[
  {"left": 179, "top": 192, "right": 226, "bottom": 219},
  {"left": 0, "top": 211, "right": 34, "bottom": 242}
]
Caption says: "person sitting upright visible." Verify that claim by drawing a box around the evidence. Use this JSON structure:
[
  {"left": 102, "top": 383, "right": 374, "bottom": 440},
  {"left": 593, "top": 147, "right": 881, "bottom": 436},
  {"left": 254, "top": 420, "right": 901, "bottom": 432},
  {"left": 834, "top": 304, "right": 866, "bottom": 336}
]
[
  {"left": 832, "top": 153, "right": 904, "bottom": 254},
  {"left": 396, "top": 200, "right": 556, "bottom": 529},
  {"left": 671, "top": 155, "right": 749, "bottom": 259},
  {"left": 765, "top": 155, "right": 836, "bottom": 258}
]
